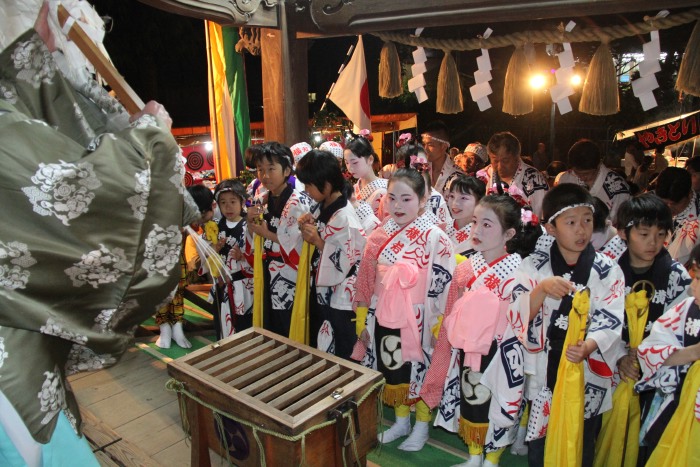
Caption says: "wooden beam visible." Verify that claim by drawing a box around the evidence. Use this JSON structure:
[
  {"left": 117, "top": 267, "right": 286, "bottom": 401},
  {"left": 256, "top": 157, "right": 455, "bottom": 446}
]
[
  {"left": 261, "top": 4, "right": 309, "bottom": 145},
  {"left": 138, "top": 0, "right": 279, "bottom": 27}
]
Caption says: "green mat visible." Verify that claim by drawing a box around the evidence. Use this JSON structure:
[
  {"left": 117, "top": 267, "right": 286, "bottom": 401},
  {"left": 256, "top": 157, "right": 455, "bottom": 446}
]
[{"left": 367, "top": 406, "right": 528, "bottom": 466}]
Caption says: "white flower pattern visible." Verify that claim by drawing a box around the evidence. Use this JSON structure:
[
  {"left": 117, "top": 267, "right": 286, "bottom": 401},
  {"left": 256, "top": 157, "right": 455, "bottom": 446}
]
[
  {"left": 0, "top": 240, "right": 37, "bottom": 290},
  {"left": 127, "top": 169, "right": 151, "bottom": 220},
  {"left": 40, "top": 317, "right": 88, "bottom": 345},
  {"left": 64, "top": 244, "right": 130, "bottom": 288},
  {"left": 0, "top": 336, "right": 8, "bottom": 370},
  {"left": 0, "top": 80, "right": 18, "bottom": 104},
  {"left": 38, "top": 368, "right": 65, "bottom": 425},
  {"left": 169, "top": 148, "right": 187, "bottom": 195},
  {"left": 142, "top": 225, "right": 182, "bottom": 277},
  {"left": 11, "top": 36, "right": 56, "bottom": 89},
  {"left": 65, "top": 344, "right": 115, "bottom": 376},
  {"left": 22, "top": 160, "right": 102, "bottom": 226}
]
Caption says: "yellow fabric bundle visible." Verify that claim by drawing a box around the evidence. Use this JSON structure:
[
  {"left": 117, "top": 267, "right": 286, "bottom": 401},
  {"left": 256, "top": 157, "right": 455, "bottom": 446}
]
[
  {"left": 544, "top": 289, "right": 589, "bottom": 467},
  {"left": 252, "top": 234, "right": 264, "bottom": 327},
  {"left": 594, "top": 290, "right": 649, "bottom": 467},
  {"left": 646, "top": 360, "right": 700, "bottom": 466},
  {"left": 289, "top": 241, "right": 315, "bottom": 345}
]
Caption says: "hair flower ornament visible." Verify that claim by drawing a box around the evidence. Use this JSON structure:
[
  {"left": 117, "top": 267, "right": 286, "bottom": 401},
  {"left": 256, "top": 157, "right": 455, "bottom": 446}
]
[{"left": 521, "top": 209, "right": 539, "bottom": 226}]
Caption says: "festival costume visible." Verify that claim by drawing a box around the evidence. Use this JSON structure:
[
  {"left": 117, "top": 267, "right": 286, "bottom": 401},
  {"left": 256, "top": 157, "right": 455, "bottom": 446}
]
[
  {"left": 354, "top": 211, "right": 455, "bottom": 405},
  {"left": 477, "top": 161, "right": 548, "bottom": 217},
  {"left": 354, "top": 200, "right": 381, "bottom": 236},
  {"left": 634, "top": 297, "right": 700, "bottom": 460},
  {"left": 445, "top": 221, "right": 475, "bottom": 257},
  {"left": 556, "top": 165, "right": 631, "bottom": 220},
  {"left": 308, "top": 196, "right": 366, "bottom": 359},
  {"left": 245, "top": 183, "right": 312, "bottom": 336},
  {"left": 354, "top": 178, "right": 388, "bottom": 219},
  {"left": 422, "top": 253, "right": 527, "bottom": 458},
  {"left": 433, "top": 156, "right": 464, "bottom": 194},
  {"left": 210, "top": 217, "right": 254, "bottom": 338},
  {"left": 426, "top": 187, "right": 453, "bottom": 230},
  {"left": 667, "top": 191, "right": 700, "bottom": 266},
  {"left": 593, "top": 247, "right": 690, "bottom": 467},
  {"left": 510, "top": 242, "right": 625, "bottom": 465},
  {"left": 0, "top": 29, "right": 198, "bottom": 464}
]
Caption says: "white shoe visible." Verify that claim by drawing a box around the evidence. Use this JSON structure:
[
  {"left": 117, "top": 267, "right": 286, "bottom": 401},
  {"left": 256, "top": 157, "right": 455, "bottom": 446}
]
[
  {"left": 377, "top": 416, "right": 411, "bottom": 444},
  {"left": 155, "top": 323, "right": 172, "bottom": 348},
  {"left": 398, "top": 421, "right": 429, "bottom": 451},
  {"left": 172, "top": 321, "right": 192, "bottom": 348},
  {"left": 482, "top": 459, "right": 499, "bottom": 467},
  {"left": 510, "top": 425, "right": 528, "bottom": 456}
]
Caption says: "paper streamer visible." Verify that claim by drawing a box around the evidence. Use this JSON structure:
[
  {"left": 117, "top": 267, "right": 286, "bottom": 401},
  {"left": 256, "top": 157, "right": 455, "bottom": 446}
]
[
  {"left": 632, "top": 24, "right": 663, "bottom": 111},
  {"left": 411, "top": 28, "right": 428, "bottom": 103},
  {"left": 470, "top": 28, "right": 494, "bottom": 111},
  {"left": 551, "top": 22, "right": 577, "bottom": 115}
]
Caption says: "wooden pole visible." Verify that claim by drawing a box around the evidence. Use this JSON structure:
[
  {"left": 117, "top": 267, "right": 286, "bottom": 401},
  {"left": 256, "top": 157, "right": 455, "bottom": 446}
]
[{"left": 57, "top": 4, "right": 144, "bottom": 114}]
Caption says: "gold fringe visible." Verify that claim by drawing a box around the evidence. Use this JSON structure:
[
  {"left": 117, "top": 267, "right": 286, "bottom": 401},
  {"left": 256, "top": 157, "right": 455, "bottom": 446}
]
[
  {"left": 458, "top": 417, "right": 489, "bottom": 449},
  {"left": 677, "top": 20, "right": 700, "bottom": 97},
  {"left": 437, "top": 50, "right": 463, "bottom": 114},
  {"left": 379, "top": 41, "right": 403, "bottom": 98},
  {"left": 579, "top": 42, "right": 619, "bottom": 115},
  {"left": 382, "top": 384, "right": 411, "bottom": 407},
  {"left": 502, "top": 46, "right": 533, "bottom": 116}
]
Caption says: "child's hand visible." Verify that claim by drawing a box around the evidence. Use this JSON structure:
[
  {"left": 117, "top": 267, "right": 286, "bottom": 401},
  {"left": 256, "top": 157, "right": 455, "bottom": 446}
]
[
  {"left": 248, "top": 219, "right": 269, "bottom": 237},
  {"left": 247, "top": 204, "right": 264, "bottom": 224},
  {"left": 214, "top": 237, "right": 226, "bottom": 253},
  {"left": 298, "top": 213, "right": 315, "bottom": 226},
  {"left": 230, "top": 245, "right": 243, "bottom": 261},
  {"left": 617, "top": 348, "right": 640, "bottom": 382},
  {"left": 566, "top": 339, "right": 597, "bottom": 363},
  {"left": 301, "top": 223, "right": 322, "bottom": 247},
  {"left": 540, "top": 277, "right": 576, "bottom": 299}
]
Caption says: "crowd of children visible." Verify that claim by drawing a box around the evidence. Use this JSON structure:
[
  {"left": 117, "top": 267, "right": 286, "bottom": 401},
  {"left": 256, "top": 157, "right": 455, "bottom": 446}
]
[{"left": 178, "top": 130, "right": 699, "bottom": 467}]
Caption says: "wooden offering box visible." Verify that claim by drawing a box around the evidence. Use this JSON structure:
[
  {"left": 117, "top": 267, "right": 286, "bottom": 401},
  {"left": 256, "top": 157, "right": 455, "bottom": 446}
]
[{"left": 167, "top": 327, "right": 383, "bottom": 466}]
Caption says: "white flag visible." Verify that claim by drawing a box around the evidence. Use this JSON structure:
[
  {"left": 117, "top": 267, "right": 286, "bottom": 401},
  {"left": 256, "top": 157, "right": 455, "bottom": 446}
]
[{"left": 329, "top": 36, "right": 371, "bottom": 133}]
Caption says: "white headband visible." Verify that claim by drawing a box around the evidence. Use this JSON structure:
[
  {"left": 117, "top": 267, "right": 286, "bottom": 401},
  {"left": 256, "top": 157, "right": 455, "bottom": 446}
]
[
  {"left": 421, "top": 133, "right": 450, "bottom": 146},
  {"left": 547, "top": 203, "right": 595, "bottom": 224}
]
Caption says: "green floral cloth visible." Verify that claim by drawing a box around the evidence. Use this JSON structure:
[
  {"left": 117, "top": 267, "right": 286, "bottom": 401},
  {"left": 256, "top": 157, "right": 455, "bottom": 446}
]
[{"left": 0, "top": 30, "right": 198, "bottom": 443}]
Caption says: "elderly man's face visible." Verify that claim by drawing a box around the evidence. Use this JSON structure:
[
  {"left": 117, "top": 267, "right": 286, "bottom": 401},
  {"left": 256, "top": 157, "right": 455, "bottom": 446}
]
[
  {"left": 421, "top": 134, "right": 449, "bottom": 163},
  {"left": 464, "top": 152, "right": 486, "bottom": 173},
  {"left": 489, "top": 146, "right": 519, "bottom": 179}
]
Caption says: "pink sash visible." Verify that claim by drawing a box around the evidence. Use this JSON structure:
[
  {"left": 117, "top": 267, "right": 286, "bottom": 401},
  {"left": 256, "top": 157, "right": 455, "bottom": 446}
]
[
  {"left": 375, "top": 262, "right": 427, "bottom": 362},
  {"left": 443, "top": 287, "right": 501, "bottom": 371}
]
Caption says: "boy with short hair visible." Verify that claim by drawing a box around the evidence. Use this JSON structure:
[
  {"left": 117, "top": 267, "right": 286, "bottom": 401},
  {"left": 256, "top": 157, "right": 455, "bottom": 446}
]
[{"left": 509, "top": 183, "right": 625, "bottom": 467}]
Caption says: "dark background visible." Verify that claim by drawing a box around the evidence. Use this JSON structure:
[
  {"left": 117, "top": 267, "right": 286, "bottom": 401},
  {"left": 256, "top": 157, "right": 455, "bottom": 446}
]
[{"left": 91, "top": 0, "right": 698, "bottom": 158}]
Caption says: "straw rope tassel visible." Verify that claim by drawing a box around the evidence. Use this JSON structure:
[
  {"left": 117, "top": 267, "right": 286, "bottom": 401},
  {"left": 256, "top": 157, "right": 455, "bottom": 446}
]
[
  {"left": 437, "top": 50, "right": 463, "bottom": 114},
  {"left": 579, "top": 42, "right": 619, "bottom": 115},
  {"left": 502, "top": 46, "right": 533, "bottom": 116},
  {"left": 676, "top": 20, "right": 700, "bottom": 97},
  {"left": 379, "top": 41, "right": 403, "bottom": 98}
]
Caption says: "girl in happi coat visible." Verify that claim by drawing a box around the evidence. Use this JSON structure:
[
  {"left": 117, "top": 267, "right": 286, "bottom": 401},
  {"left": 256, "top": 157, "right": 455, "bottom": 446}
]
[
  {"left": 422, "top": 195, "right": 542, "bottom": 467},
  {"left": 209, "top": 179, "right": 254, "bottom": 338},
  {"left": 344, "top": 136, "right": 388, "bottom": 219},
  {"left": 295, "top": 150, "right": 367, "bottom": 359},
  {"left": 354, "top": 168, "right": 455, "bottom": 452},
  {"left": 633, "top": 244, "right": 700, "bottom": 464},
  {"left": 510, "top": 183, "right": 625, "bottom": 467},
  {"left": 398, "top": 143, "right": 453, "bottom": 229},
  {"left": 443, "top": 174, "right": 487, "bottom": 256},
  {"left": 593, "top": 194, "right": 691, "bottom": 466},
  {"left": 245, "top": 142, "right": 313, "bottom": 337}
]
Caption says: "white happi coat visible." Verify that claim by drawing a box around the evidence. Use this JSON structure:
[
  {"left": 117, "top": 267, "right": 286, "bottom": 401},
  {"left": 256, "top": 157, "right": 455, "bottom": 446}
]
[
  {"left": 510, "top": 247, "right": 625, "bottom": 431},
  {"left": 433, "top": 156, "right": 464, "bottom": 194},
  {"left": 556, "top": 164, "right": 631, "bottom": 221},
  {"left": 355, "top": 211, "right": 455, "bottom": 399},
  {"left": 445, "top": 221, "right": 473, "bottom": 256},
  {"left": 667, "top": 191, "right": 700, "bottom": 266},
  {"left": 477, "top": 161, "right": 548, "bottom": 218},
  {"left": 354, "top": 178, "right": 388, "bottom": 219}
]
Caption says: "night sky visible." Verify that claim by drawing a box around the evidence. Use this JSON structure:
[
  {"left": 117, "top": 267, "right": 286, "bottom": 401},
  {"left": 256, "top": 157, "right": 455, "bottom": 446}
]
[{"left": 90, "top": 1, "right": 697, "bottom": 155}]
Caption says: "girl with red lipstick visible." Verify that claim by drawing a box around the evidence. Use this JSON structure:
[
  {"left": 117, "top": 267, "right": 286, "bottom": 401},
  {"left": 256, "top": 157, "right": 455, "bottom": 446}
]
[
  {"left": 354, "top": 168, "right": 455, "bottom": 452},
  {"left": 344, "top": 136, "right": 388, "bottom": 219},
  {"left": 594, "top": 194, "right": 691, "bottom": 466},
  {"left": 443, "top": 174, "right": 487, "bottom": 257},
  {"left": 510, "top": 183, "right": 625, "bottom": 467},
  {"left": 422, "top": 195, "right": 541, "bottom": 467}
]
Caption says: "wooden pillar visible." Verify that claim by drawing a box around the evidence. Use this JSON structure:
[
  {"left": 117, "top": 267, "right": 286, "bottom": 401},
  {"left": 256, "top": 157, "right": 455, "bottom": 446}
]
[{"left": 261, "top": 4, "right": 308, "bottom": 145}]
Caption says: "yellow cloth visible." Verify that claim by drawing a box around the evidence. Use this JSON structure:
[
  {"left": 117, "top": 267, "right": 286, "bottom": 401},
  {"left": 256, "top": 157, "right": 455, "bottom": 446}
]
[
  {"left": 544, "top": 289, "right": 589, "bottom": 467},
  {"left": 252, "top": 234, "right": 264, "bottom": 327},
  {"left": 432, "top": 314, "right": 444, "bottom": 339},
  {"left": 594, "top": 290, "right": 649, "bottom": 467},
  {"left": 354, "top": 306, "right": 369, "bottom": 336},
  {"left": 646, "top": 360, "right": 700, "bottom": 467},
  {"left": 289, "top": 241, "right": 315, "bottom": 345},
  {"left": 455, "top": 254, "right": 467, "bottom": 264}
]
